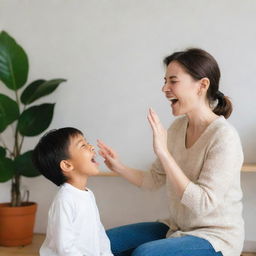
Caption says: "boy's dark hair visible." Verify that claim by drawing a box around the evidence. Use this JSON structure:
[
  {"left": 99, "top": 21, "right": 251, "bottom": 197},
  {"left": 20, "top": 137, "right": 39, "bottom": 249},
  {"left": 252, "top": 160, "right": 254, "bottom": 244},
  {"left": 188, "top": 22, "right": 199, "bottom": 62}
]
[{"left": 32, "top": 127, "right": 83, "bottom": 186}]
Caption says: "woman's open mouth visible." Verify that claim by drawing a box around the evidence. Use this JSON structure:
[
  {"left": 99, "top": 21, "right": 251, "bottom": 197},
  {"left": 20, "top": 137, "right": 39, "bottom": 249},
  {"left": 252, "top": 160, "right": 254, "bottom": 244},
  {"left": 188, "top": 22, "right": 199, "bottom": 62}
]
[{"left": 168, "top": 97, "right": 179, "bottom": 106}]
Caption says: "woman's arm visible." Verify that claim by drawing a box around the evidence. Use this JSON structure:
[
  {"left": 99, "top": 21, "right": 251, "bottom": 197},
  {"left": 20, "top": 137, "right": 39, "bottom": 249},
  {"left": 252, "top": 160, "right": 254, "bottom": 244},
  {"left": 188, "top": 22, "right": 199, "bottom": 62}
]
[
  {"left": 147, "top": 108, "right": 190, "bottom": 198},
  {"left": 97, "top": 140, "right": 144, "bottom": 187}
]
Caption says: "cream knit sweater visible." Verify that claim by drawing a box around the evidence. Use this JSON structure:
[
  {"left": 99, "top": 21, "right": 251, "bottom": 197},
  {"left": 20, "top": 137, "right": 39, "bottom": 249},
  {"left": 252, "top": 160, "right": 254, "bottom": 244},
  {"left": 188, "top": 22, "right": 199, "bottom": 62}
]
[{"left": 141, "top": 115, "right": 244, "bottom": 256}]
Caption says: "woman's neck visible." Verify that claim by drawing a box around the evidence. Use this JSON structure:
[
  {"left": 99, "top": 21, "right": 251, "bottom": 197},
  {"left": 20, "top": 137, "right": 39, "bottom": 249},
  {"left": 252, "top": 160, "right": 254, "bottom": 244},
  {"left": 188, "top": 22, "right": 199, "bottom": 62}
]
[{"left": 186, "top": 106, "right": 219, "bottom": 132}]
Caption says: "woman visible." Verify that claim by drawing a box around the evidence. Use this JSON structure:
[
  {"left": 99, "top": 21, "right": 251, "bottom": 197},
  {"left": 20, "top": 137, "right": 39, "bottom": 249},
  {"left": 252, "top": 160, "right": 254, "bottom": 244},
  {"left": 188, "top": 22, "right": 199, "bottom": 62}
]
[{"left": 98, "top": 48, "right": 244, "bottom": 256}]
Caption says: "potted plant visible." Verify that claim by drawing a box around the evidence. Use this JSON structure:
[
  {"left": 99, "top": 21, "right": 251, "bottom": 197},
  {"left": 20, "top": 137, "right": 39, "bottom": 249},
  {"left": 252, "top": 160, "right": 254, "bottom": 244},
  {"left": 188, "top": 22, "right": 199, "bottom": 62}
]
[{"left": 0, "top": 31, "right": 66, "bottom": 246}]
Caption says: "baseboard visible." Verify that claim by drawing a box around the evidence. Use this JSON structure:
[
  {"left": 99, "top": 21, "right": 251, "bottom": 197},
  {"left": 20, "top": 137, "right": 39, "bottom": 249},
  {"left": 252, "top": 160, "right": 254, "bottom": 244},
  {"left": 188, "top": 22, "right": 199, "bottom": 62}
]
[{"left": 243, "top": 240, "right": 256, "bottom": 252}]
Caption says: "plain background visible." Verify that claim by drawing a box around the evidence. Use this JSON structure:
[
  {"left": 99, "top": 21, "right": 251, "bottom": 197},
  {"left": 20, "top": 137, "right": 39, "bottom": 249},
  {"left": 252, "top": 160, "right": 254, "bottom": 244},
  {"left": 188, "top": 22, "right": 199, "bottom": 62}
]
[{"left": 0, "top": 0, "right": 255, "bottom": 251}]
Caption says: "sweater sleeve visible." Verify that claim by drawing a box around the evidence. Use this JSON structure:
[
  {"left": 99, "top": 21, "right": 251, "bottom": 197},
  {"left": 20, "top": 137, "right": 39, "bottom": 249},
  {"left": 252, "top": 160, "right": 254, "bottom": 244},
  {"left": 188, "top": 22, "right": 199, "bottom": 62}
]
[
  {"left": 50, "top": 198, "right": 83, "bottom": 256},
  {"left": 141, "top": 157, "right": 166, "bottom": 190},
  {"left": 181, "top": 127, "right": 244, "bottom": 217}
]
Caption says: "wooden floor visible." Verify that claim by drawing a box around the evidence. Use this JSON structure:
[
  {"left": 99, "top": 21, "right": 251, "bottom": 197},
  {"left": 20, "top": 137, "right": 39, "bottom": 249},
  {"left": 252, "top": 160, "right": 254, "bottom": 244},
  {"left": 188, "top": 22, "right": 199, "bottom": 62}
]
[
  {"left": 0, "top": 234, "right": 44, "bottom": 256},
  {"left": 0, "top": 234, "right": 255, "bottom": 256}
]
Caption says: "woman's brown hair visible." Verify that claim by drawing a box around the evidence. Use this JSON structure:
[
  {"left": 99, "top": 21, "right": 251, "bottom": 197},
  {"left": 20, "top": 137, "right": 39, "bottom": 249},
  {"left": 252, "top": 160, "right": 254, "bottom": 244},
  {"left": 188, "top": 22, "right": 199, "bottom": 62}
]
[{"left": 163, "top": 48, "right": 232, "bottom": 118}]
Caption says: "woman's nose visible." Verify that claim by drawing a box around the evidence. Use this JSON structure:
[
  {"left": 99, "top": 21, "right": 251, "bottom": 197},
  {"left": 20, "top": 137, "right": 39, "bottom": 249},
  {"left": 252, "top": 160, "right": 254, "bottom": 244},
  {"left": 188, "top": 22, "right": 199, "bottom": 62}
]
[{"left": 162, "top": 84, "right": 170, "bottom": 92}]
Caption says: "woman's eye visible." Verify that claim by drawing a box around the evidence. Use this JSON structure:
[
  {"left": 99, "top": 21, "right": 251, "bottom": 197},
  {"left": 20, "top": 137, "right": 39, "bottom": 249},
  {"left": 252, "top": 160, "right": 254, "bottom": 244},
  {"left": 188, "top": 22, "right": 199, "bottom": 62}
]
[{"left": 171, "top": 81, "right": 177, "bottom": 84}]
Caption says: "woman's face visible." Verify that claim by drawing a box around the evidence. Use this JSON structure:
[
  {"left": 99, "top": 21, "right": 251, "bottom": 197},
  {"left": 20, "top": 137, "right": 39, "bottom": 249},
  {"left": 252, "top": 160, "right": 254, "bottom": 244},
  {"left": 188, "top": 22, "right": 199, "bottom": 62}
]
[{"left": 162, "top": 61, "right": 202, "bottom": 116}]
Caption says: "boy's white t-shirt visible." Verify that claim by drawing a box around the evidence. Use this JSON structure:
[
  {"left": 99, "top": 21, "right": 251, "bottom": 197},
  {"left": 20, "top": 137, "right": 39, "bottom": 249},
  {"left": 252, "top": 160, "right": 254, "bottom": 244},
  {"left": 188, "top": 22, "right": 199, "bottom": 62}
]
[{"left": 40, "top": 183, "right": 113, "bottom": 256}]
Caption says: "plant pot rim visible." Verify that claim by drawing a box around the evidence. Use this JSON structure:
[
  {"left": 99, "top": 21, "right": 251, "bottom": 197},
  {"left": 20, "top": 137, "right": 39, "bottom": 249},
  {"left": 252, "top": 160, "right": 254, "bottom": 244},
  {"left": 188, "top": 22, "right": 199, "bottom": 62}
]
[
  {"left": 0, "top": 202, "right": 37, "bottom": 216},
  {"left": 0, "top": 202, "right": 37, "bottom": 208}
]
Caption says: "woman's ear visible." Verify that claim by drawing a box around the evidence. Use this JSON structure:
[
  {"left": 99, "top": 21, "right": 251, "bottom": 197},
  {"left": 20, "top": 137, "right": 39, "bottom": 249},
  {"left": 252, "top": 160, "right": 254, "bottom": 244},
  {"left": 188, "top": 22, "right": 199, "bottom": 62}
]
[
  {"left": 60, "top": 160, "right": 73, "bottom": 174},
  {"left": 198, "top": 77, "right": 210, "bottom": 96},
  {"left": 200, "top": 77, "right": 210, "bottom": 91}
]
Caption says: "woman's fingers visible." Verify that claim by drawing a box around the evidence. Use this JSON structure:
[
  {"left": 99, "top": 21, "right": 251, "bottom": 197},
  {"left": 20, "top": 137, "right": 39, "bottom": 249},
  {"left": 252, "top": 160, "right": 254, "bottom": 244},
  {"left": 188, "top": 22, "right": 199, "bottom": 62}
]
[
  {"left": 98, "top": 150, "right": 106, "bottom": 158},
  {"left": 97, "top": 139, "right": 107, "bottom": 149},
  {"left": 148, "top": 108, "right": 162, "bottom": 133},
  {"left": 98, "top": 149, "right": 106, "bottom": 159},
  {"left": 99, "top": 148, "right": 114, "bottom": 162},
  {"left": 97, "top": 139, "right": 117, "bottom": 158},
  {"left": 149, "top": 108, "right": 165, "bottom": 132},
  {"left": 97, "top": 139, "right": 112, "bottom": 152},
  {"left": 147, "top": 112, "right": 157, "bottom": 133},
  {"left": 97, "top": 140, "right": 111, "bottom": 153},
  {"left": 149, "top": 107, "right": 161, "bottom": 124}
]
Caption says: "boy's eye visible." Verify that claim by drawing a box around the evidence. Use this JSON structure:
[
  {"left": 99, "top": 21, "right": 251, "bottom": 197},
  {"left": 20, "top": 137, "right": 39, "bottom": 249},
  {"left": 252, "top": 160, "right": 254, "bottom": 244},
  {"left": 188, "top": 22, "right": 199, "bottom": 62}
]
[{"left": 81, "top": 143, "right": 90, "bottom": 148}]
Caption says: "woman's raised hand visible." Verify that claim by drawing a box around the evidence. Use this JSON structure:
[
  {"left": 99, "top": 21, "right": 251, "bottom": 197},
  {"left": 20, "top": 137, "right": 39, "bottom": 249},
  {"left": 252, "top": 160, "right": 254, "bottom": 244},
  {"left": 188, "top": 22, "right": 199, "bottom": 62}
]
[
  {"left": 97, "top": 139, "right": 124, "bottom": 173},
  {"left": 147, "top": 108, "right": 169, "bottom": 157}
]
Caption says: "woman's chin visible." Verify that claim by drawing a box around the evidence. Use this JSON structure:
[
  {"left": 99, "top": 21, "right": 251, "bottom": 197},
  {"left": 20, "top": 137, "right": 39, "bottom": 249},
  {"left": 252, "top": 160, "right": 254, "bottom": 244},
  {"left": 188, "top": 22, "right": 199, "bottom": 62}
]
[
  {"left": 171, "top": 105, "right": 186, "bottom": 117},
  {"left": 171, "top": 109, "right": 182, "bottom": 116}
]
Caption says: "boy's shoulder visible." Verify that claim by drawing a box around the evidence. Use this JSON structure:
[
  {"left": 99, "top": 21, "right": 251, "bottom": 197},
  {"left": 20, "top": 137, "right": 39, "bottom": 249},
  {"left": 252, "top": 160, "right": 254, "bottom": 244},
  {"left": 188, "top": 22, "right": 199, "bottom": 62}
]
[
  {"left": 50, "top": 185, "right": 75, "bottom": 208},
  {"left": 54, "top": 183, "right": 95, "bottom": 204}
]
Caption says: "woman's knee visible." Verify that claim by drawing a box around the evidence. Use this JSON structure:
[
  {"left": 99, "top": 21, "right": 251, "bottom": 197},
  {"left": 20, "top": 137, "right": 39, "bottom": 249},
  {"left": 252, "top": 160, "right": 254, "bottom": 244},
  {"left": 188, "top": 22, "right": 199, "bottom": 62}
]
[
  {"left": 131, "top": 241, "right": 177, "bottom": 256},
  {"left": 131, "top": 243, "right": 151, "bottom": 256}
]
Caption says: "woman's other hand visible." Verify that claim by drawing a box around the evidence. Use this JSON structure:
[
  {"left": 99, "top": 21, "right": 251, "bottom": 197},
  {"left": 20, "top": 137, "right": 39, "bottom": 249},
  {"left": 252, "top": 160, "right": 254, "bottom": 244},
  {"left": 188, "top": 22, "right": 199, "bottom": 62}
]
[
  {"left": 147, "top": 108, "right": 169, "bottom": 157},
  {"left": 97, "top": 139, "right": 125, "bottom": 174},
  {"left": 97, "top": 139, "right": 144, "bottom": 187}
]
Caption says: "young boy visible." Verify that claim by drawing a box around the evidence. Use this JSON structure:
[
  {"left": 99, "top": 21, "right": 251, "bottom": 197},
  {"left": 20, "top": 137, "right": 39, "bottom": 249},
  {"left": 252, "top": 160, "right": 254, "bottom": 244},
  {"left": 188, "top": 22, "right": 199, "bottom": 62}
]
[{"left": 33, "top": 127, "right": 113, "bottom": 256}]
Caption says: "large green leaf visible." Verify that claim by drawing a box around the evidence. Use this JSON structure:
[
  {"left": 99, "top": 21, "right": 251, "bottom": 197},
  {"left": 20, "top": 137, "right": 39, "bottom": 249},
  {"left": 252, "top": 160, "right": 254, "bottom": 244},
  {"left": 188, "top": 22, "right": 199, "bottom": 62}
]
[
  {"left": 0, "top": 156, "right": 15, "bottom": 182},
  {"left": 14, "top": 150, "right": 40, "bottom": 177},
  {"left": 0, "top": 94, "right": 19, "bottom": 132},
  {"left": 0, "top": 31, "right": 29, "bottom": 90},
  {"left": 17, "top": 103, "right": 55, "bottom": 136},
  {"left": 21, "top": 78, "right": 66, "bottom": 105},
  {"left": 0, "top": 147, "right": 6, "bottom": 157}
]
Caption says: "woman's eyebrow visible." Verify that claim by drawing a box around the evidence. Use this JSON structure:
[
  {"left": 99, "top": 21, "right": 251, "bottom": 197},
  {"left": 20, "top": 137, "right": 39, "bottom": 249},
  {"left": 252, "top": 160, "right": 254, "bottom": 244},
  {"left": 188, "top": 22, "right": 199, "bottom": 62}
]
[{"left": 169, "top": 75, "right": 178, "bottom": 79}]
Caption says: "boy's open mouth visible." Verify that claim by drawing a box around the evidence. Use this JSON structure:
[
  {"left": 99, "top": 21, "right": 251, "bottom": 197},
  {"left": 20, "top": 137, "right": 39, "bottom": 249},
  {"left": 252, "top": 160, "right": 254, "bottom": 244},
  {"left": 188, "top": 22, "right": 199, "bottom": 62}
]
[{"left": 91, "top": 156, "right": 99, "bottom": 166}]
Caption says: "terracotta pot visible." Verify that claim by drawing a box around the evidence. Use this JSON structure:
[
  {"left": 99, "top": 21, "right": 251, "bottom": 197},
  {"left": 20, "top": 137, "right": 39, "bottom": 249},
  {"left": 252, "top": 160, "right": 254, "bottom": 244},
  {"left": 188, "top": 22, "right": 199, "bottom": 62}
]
[{"left": 0, "top": 202, "right": 37, "bottom": 246}]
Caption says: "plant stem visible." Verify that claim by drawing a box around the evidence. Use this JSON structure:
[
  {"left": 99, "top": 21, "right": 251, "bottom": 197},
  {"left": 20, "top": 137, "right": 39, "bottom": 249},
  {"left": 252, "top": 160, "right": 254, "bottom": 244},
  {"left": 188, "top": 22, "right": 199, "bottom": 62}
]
[
  {"left": 18, "top": 105, "right": 26, "bottom": 153},
  {"left": 11, "top": 174, "right": 21, "bottom": 206},
  {"left": 14, "top": 128, "right": 20, "bottom": 156},
  {"left": 15, "top": 90, "right": 20, "bottom": 109},
  {"left": 12, "top": 125, "right": 22, "bottom": 206},
  {"left": 19, "top": 136, "right": 24, "bottom": 153},
  {"left": 11, "top": 90, "right": 22, "bottom": 206},
  {"left": 13, "top": 90, "right": 21, "bottom": 157}
]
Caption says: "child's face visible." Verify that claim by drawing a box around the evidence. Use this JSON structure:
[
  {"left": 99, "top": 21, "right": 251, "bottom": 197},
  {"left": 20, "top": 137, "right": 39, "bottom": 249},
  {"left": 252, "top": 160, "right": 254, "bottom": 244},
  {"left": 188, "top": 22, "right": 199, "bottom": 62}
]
[{"left": 67, "top": 134, "right": 99, "bottom": 177}]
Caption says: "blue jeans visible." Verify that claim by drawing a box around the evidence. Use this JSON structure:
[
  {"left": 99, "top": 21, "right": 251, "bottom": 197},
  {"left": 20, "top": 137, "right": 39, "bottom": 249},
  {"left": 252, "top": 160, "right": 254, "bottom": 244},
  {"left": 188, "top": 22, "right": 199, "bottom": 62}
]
[{"left": 106, "top": 222, "right": 223, "bottom": 256}]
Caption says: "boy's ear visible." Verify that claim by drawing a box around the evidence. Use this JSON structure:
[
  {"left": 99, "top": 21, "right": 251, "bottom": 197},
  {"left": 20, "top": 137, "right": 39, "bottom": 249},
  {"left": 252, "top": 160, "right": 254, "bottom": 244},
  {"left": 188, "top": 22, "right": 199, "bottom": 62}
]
[{"left": 60, "top": 160, "right": 74, "bottom": 173}]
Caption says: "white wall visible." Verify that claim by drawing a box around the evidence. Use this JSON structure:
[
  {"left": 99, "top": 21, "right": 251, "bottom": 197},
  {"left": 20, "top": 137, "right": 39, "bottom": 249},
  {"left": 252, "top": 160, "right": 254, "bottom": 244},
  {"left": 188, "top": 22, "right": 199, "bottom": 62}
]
[{"left": 0, "top": 0, "right": 255, "bottom": 251}]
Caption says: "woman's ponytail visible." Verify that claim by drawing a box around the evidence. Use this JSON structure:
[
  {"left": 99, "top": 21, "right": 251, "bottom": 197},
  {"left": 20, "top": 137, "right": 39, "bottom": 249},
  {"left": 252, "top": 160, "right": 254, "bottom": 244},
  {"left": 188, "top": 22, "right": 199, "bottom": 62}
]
[{"left": 213, "top": 91, "right": 233, "bottom": 119}]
